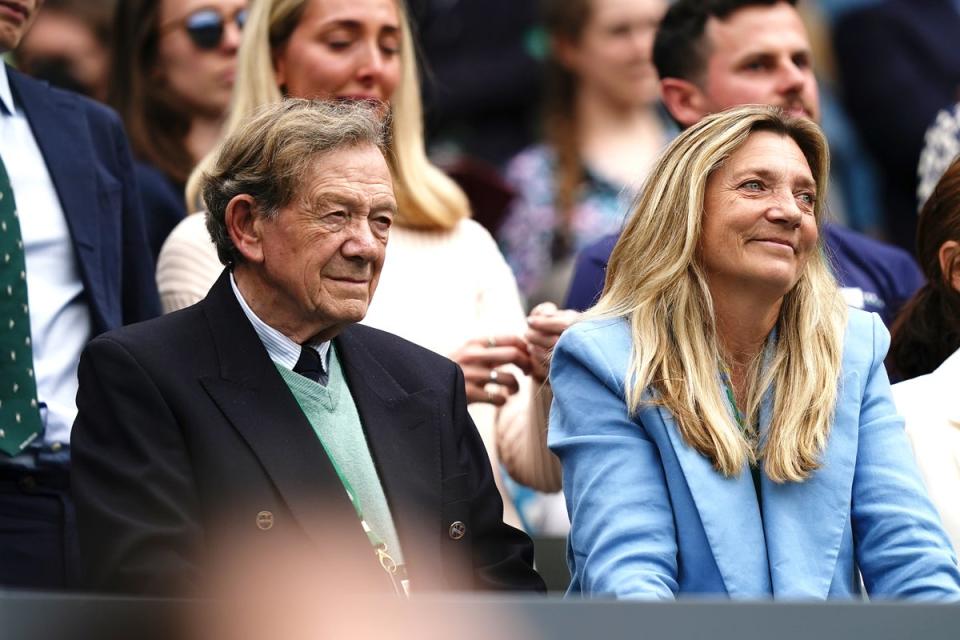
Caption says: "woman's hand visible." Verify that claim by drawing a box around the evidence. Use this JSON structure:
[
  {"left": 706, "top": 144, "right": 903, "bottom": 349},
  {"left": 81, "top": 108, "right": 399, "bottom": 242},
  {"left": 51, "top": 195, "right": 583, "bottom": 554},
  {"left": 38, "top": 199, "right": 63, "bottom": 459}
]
[
  {"left": 450, "top": 335, "right": 532, "bottom": 406},
  {"left": 526, "top": 302, "right": 582, "bottom": 384}
]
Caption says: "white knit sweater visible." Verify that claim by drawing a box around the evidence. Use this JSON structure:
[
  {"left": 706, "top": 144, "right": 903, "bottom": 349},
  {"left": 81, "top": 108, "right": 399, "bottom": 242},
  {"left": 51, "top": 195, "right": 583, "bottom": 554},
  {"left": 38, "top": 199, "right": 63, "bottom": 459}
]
[{"left": 156, "top": 214, "right": 562, "bottom": 529}]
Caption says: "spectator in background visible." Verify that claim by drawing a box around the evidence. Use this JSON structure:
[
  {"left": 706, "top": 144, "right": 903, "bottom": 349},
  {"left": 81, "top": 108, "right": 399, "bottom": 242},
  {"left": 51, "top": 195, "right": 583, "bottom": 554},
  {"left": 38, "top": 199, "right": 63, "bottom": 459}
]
[
  {"left": 833, "top": 0, "right": 960, "bottom": 249},
  {"left": 498, "top": 0, "right": 671, "bottom": 306},
  {"left": 550, "top": 105, "right": 960, "bottom": 599},
  {"left": 109, "top": 0, "right": 248, "bottom": 259},
  {"left": 158, "top": 0, "right": 570, "bottom": 526},
  {"left": 13, "top": 0, "right": 114, "bottom": 101},
  {"left": 410, "top": 0, "right": 544, "bottom": 168},
  {"left": 891, "top": 157, "right": 960, "bottom": 556},
  {"left": 565, "top": 0, "right": 924, "bottom": 331},
  {"left": 0, "top": 0, "right": 160, "bottom": 590}
]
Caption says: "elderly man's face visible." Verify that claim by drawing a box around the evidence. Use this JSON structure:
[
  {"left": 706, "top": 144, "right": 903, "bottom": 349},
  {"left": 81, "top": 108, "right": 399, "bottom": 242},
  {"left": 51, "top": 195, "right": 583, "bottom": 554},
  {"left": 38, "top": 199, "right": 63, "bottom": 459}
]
[{"left": 253, "top": 144, "right": 395, "bottom": 340}]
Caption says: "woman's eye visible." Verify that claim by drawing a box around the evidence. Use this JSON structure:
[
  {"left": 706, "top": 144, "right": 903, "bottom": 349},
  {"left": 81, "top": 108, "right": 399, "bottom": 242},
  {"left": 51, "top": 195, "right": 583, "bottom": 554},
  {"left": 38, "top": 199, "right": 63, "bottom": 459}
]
[
  {"left": 380, "top": 39, "right": 400, "bottom": 55},
  {"left": 797, "top": 192, "right": 815, "bottom": 206},
  {"left": 741, "top": 180, "right": 763, "bottom": 191}
]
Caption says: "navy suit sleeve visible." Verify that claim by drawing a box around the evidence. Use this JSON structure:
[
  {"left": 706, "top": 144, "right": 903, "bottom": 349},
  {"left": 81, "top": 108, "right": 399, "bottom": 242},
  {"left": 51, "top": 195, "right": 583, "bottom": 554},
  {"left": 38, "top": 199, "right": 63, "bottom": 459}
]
[
  {"left": 564, "top": 234, "right": 617, "bottom": 311},
  {"left": 105, "top": 110, "right": 162, "bottom": 324},
  {"left": 447, "top": 363, "right": 545, "bottom": 592},
  {"left": 72, "top": 335, "right": 202, "bottom": 594}
]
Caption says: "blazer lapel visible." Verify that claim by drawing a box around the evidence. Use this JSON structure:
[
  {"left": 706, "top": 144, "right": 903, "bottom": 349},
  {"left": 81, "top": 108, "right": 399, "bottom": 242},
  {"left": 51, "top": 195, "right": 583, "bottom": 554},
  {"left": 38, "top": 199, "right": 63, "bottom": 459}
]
[
  {"left": 197, "top": 273, "right": 369, "bottom": 559},
  {"left": 761, "top": 371, "right": 859, "bottom": 598},
  {"left": 656, "top": 400, "right": 771, "bottom": 597},
  {"left": 8, "top": 68, "right": 108, "bottom": 327},
  {"left": 335, "top": 327, "right": 443, "bottom": 585}
]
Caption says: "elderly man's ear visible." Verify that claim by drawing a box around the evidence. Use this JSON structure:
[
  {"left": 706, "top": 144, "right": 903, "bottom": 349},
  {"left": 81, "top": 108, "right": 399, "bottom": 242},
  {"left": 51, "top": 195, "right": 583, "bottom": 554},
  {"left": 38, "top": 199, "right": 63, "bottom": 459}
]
[{"left": 225, "top": 194, "right": 266, "bottom": 264}]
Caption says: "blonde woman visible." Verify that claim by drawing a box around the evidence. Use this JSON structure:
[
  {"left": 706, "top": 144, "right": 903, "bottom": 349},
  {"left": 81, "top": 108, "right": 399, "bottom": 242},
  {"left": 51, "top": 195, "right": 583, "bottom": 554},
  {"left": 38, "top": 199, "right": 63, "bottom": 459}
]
[
  {"left": 549, "top": 105, "right": 960, "bottom": 599},
  {"left": 156, "top": 0, "right": 566, "bottom": 527}
]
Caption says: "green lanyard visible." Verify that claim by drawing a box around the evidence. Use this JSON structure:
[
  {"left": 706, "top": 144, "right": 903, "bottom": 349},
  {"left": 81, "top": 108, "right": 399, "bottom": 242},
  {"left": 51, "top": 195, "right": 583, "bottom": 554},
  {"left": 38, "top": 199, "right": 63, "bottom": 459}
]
[
  {"left": 720, "top": 366, "right": 748, "bottom": 431},
  {"left": 312, "top": 430, "right": 410, "bottom": 597}
]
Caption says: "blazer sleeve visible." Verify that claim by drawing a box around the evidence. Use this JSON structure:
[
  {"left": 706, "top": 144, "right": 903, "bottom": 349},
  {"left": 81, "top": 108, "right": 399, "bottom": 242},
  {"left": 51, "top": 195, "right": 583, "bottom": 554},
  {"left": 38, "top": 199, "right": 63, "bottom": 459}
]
[
  {"left": 851, "top": 314, "right": 960, "bottom": 599},
  {"left": 447, "top": 364, "right": 545, "bottom": 592},
  {"left": 71, "top": 335, "right": 202, "bottom": 594},
  {"left": 107, "top": 111, "right": 162, "bottom": 325},
  {"left": 548, "top": 325, "right": 678, "bottom": 599}
]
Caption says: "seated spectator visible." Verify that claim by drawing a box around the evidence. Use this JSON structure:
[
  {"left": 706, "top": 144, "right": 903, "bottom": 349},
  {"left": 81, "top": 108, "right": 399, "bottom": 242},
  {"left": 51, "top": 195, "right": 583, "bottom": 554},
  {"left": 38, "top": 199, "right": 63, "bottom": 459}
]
[
  {"left": 891, "top": 158, "right": 960, "bottom": 554},
  {"left": 565, "top": 0, "right": 924, "bottom": 328},
  {"left": 71, "top": 99, "right": 544, "bottom": 596},
  {"left": 13, "top": 0, "right": 114, "bottom": 101},
  {"left": 497, "top": 0, "right": 671, "bottom": 306},
  {"left": 109, "top": 0, "right": 248, "bottom": 259},
  {"left": 550, "top": 105, "right": 960, "bottom": 599},
  {"left": 833, "top": 0, "right": 960, "bottom": 249},
  {"left": 158, "top": 0, "right": 569, "bottom": 526}
]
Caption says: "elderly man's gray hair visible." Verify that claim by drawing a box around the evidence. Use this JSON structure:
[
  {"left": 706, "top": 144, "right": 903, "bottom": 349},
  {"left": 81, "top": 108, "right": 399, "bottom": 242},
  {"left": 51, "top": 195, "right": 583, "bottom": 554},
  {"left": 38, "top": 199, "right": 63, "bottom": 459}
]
[{"left": 201, "top": 98, "right": 390, "bottom": 266}]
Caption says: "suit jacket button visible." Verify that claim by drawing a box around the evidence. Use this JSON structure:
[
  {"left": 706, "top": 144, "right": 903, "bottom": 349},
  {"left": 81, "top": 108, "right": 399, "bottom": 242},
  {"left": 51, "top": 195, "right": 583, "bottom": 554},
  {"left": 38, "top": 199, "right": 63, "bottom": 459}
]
[
  {"left": 448, "top": 521, "right": 466, "bottom": 540},
  {"left": 256, "top": 511, "right": 274, "bottom": 530}
]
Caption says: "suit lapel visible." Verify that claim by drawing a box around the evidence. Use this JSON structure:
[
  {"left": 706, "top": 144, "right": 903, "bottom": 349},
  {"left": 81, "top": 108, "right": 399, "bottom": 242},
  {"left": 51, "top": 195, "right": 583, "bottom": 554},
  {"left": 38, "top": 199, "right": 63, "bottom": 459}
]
[
  {"left": 7, "top": 67, "right": 107, "bottom": 326},
  {"left": 197, "top": 273, "right": 369, "bottom": 559},
  {"left": 760, "top": 372, "right": 859, "bottom": 598},
  {"left": 656, "top": 400, "right": 771, "bottom": 597},
  {"left": 334, "top": 328, "right": 443, "bottom": 584}
]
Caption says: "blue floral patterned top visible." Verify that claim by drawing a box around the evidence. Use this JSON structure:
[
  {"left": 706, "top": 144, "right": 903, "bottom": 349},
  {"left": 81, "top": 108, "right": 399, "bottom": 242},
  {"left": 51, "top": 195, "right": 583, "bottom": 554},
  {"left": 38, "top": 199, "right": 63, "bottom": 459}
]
[{"left": 497, "top": 144, "right": 636, "bottom": 300}]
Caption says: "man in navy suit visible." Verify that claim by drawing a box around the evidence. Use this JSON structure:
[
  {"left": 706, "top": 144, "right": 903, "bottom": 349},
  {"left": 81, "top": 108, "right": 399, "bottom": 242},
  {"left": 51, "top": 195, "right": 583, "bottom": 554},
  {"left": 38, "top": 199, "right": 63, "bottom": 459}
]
[
  {"left": 566, "top": 0, "right": 924, "bottom": 329},
  {"left": 0, "top": 0, "right": 160, "bottom": 590}
]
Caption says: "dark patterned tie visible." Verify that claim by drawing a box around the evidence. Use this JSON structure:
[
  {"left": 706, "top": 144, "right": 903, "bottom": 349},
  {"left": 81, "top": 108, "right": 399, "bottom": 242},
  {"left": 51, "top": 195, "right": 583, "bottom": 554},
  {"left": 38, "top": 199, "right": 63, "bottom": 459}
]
[
  {"left": 0, "top": 153, "right": 42, "bottom": 456},
  {"left": 293, "top": 346, "right": 327, "bottom": 385}
]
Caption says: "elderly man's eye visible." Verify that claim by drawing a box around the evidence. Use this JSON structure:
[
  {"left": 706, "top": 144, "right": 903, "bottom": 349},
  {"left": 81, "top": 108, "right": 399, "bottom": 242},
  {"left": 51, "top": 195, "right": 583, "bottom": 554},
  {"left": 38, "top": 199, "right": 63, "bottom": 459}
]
[{"left": 370, "top": 214, "right": 393, "bottom": 235}]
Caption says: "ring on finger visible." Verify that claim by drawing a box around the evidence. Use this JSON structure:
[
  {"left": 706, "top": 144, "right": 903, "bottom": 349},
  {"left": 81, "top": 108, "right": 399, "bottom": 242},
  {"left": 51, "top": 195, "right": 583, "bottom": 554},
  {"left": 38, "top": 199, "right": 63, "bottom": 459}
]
[
  {"left": 486, "top": 390, "right": 495, "bottom": 403},
  {"left": 489, "top": 369, "right": 499, "bottom": 383},
  {"left": 486, "top": 336, "right": 497, "bottom": 348}
]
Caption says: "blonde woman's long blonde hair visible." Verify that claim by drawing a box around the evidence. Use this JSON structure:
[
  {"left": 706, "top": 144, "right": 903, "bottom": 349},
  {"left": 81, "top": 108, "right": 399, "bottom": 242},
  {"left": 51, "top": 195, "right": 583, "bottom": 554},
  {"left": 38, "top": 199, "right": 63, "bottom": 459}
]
[
  {"left": 592, "top": 105, "right": 846, "bottom": 483},
  {"left": 185, "top": 0, "right": 470, "bottom": 230}
]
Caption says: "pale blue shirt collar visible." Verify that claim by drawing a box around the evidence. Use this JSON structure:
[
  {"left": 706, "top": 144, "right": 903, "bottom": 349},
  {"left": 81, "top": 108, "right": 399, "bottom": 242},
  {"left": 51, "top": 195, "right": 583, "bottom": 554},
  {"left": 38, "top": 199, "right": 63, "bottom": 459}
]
[
  {"left": 0, "top": 64, "right": 17, "bottom": 116},
  {"left": 229, "top": 272, "right": 330, "bottom": 374}
]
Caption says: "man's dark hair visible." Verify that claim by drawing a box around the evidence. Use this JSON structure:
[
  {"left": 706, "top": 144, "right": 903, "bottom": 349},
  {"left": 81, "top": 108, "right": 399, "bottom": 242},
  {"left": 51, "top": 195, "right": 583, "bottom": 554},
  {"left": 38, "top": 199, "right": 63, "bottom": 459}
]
[{"left": 653, "top": 0, "right": 798, "bottom": 82}]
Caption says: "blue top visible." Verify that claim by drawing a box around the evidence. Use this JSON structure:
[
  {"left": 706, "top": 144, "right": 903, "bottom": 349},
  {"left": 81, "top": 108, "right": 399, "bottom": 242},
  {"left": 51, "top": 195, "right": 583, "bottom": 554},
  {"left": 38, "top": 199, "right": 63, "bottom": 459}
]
[
  {"left": 548, "top": 310, "right": 960, "bottom": 599},
  {"left": 564, "top": 223, "right": 925, "bottom": 327}
]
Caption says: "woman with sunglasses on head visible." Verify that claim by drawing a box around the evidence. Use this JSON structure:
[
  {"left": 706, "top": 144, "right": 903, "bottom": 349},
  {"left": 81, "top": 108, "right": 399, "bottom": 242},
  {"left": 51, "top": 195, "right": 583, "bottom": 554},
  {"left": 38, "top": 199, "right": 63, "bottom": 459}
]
[
  {"left": 109, "top": 0, "right": 248, "bottom": 259},
  {"left": 156, "top": 0, "right": 570, "bottom": 528}
]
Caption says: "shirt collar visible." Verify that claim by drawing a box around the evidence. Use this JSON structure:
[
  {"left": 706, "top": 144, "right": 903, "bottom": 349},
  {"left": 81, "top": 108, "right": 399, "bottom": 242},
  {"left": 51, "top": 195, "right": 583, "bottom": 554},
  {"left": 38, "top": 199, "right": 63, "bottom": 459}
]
[
  {"left": 0, "top": 64, "right": 16, "bottom": 116},
  {"left": 229, "top": 272, "right": 330, "bottom": 373}
]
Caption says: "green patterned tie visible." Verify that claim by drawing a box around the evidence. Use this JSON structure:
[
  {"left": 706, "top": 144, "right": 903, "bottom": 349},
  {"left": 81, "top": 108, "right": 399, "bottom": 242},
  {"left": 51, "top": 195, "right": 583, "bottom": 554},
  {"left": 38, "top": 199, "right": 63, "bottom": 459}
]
[{"left": 0, "top": 153, "right": 42, "bottom": 456}]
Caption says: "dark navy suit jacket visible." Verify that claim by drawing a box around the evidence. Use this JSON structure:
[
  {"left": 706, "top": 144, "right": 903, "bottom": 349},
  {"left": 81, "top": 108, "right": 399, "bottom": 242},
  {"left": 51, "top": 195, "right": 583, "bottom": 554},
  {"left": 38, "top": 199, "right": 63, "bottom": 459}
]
[
  {"left": 565, "top": 223, "right": 924, "bottom": 327},
  {"left": 7, "top": 65, "right": 160, "bottom": 333}
]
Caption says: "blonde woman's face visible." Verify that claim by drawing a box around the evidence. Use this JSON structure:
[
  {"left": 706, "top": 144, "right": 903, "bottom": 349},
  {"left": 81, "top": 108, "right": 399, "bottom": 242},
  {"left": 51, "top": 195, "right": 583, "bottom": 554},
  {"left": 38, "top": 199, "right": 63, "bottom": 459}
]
[
  {"left": 700, "top": 131, "right": 819, "bottom": 300},
  {"left": 273, "top": 0, "right": 401, "bottom": 107}
]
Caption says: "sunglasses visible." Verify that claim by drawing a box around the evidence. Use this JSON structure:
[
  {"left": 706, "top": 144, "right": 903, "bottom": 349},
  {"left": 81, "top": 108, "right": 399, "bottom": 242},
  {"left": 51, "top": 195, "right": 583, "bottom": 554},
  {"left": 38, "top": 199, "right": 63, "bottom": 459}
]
[{"left": 161, "top": 7, "right": 248, "bottom": 51}]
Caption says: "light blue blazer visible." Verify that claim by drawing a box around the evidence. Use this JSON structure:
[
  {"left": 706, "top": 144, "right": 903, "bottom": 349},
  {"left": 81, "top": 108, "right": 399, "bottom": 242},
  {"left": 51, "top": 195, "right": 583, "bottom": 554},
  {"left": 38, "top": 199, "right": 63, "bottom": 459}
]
[{"left": 548, "top": 310, "right": 960, "bottom": 600}]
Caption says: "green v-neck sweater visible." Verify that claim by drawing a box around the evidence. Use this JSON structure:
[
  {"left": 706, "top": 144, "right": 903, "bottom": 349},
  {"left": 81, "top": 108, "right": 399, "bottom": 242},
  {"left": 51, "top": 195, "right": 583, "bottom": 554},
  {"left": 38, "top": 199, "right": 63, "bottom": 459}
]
[{"left": 275, "top": 346, "right": 405, "bottom": 565}]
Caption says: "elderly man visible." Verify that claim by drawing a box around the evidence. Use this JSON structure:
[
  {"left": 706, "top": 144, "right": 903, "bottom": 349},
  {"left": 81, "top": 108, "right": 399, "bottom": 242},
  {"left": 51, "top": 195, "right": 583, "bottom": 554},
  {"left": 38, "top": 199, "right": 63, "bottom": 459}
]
[
  {"left": 71, "top": 100, "right": 543, "bottom": 595},
  {"left": 565, "top": 0, "right": 924, "bottom": 329}
]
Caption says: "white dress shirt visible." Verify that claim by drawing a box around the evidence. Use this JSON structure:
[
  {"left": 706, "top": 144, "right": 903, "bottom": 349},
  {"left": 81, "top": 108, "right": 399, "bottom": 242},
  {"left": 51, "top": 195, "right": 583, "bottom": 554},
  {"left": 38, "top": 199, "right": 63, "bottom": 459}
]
[
  {"left": 229, "top": 272, "right": 330, "bottom": 375},
  {"left": 0, "top": 64, "right": 92, "bottom": 447}
]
